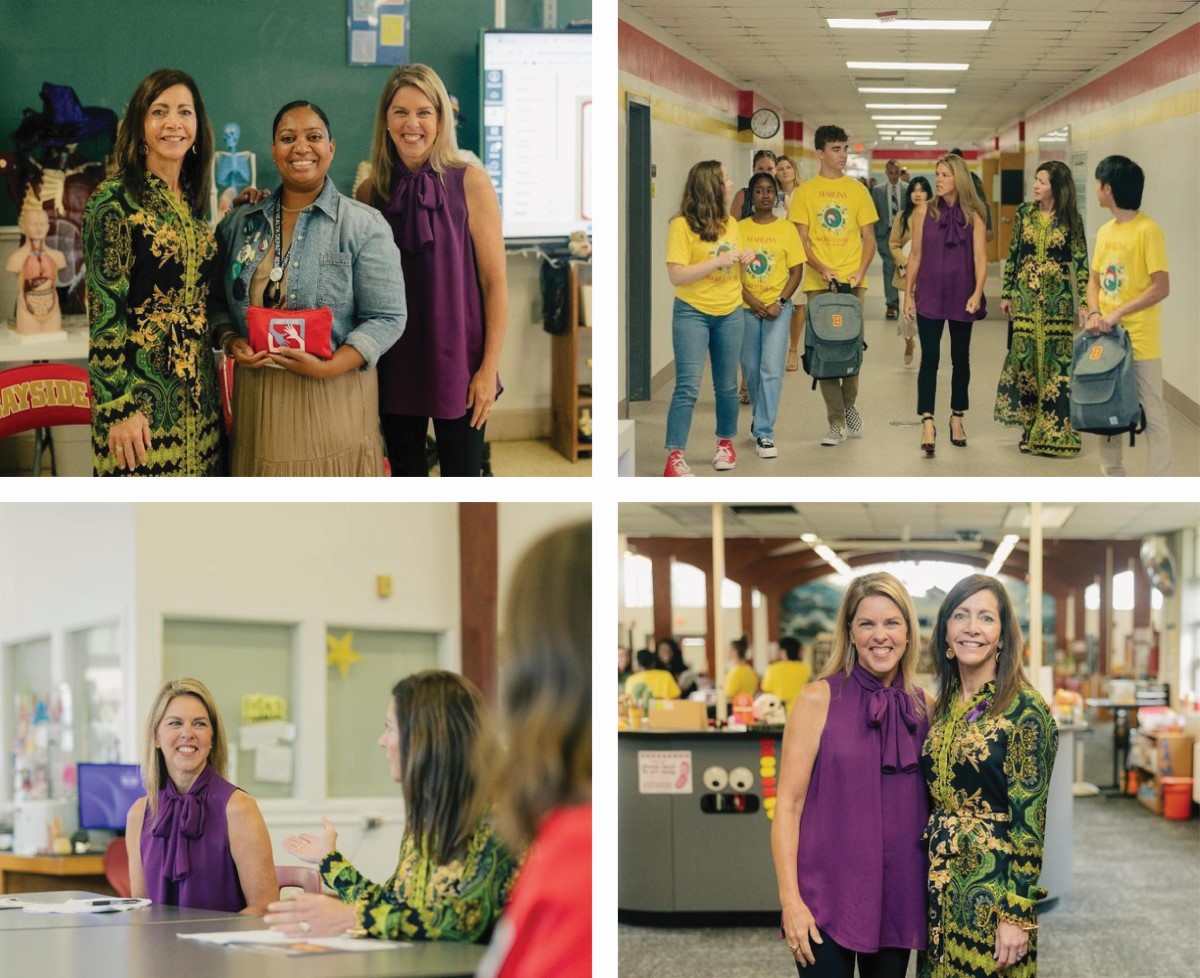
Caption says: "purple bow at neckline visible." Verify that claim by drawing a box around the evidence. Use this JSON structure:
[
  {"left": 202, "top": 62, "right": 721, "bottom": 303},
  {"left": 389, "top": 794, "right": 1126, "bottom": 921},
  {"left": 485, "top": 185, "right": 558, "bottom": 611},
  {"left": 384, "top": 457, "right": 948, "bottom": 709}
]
[
  {"left": 854, "top": 664, "right": 920, "bottom": 773},
  {"left": 150, "top": 764, "right": 212, "bottom": 882},
  {"left": 384, "top": 166, "right": 444, "bottom": 253},
  {"left": 937, "top": 201, "right": 972, "bottom": 249}
]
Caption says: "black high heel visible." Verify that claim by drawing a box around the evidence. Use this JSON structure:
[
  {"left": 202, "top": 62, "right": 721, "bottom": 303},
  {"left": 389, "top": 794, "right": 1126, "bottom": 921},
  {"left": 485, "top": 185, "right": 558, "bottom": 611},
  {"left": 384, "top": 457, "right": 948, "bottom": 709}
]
[
  {"left": 920, "top": 415, "right": 936, "bottom": 457},
  {"left": 950, "top": 411, "right": 967, "bottom": 447}
]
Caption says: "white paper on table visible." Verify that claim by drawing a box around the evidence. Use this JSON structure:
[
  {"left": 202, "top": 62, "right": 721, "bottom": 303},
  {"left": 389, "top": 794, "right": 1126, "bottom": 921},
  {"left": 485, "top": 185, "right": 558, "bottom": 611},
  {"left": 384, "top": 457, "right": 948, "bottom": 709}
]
[
  {"left": 178, "top": 930, "right": 410, "bottom": 951},
  {"left": 239, "top": 721, "right": 297, "bottom": 750},
  {"left": 0, "top": 897, "right": 26, "bottom": 910},
  {"left": 22, "top": 898, "right": 150, "bottom": 914},
  {"left": 254, "top": 745, "right": 294, "bottom": 784}
]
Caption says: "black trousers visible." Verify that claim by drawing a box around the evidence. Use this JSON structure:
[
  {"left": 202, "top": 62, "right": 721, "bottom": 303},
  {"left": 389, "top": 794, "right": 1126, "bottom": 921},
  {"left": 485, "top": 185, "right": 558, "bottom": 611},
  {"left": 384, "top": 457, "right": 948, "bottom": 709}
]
[
  {"left": 794, "top": 927, "right": 911, "bottom": 978},
  {"left": 381, "top": 412, "right": 486, "bottom": 477},
  {"left": 916, "top": 314, "right": 973, "bottom": 416}
]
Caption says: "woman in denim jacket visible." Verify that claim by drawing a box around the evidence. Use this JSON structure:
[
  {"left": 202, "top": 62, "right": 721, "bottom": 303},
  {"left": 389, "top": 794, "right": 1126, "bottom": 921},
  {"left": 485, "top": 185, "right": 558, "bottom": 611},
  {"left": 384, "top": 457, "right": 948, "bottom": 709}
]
[{"left": 210, "top": 101, "right": 407, "bottom": 476}]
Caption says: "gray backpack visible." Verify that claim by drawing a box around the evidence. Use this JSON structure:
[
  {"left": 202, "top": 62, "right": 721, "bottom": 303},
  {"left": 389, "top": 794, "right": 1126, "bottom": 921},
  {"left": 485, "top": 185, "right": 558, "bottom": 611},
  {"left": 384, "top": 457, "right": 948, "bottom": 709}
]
[
  {"left": 1069, "top": 325, "right": 1146, "bottom": 445},
  {"left": 802, "top": 281, "right": 864, "bottom": 387}
]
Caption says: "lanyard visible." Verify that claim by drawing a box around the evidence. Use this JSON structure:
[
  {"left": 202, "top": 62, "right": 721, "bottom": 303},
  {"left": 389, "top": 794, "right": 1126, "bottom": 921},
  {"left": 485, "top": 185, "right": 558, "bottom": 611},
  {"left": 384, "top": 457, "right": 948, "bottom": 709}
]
[{"left": 265, "top": 202, "right": 296, "bottom": 308}]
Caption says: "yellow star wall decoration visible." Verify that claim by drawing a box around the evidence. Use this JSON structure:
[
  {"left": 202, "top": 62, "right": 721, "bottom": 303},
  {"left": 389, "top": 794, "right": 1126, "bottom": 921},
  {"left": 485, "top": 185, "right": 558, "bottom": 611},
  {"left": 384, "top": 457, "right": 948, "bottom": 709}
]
[{"left": 327, "top": 630, "right": 364, "bottom": 679}]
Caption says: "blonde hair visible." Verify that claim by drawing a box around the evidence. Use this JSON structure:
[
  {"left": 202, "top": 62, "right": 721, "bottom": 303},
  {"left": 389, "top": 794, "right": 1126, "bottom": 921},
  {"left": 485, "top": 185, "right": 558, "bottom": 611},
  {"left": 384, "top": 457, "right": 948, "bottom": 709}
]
[
  {"left": 774, "top": 155, "right": 799, "bottom": 193},
  {"left": 367, "top": 63, "right": 464, "bottom": 204},
  {"left": 141, "top": 678, "right": 228, "bottom": 820},
  {"left": 819, "top": 571, "right": 925, "bottom": 712},
  {"left": 928, "top": 154, "right": 986, "bottom": 227}
]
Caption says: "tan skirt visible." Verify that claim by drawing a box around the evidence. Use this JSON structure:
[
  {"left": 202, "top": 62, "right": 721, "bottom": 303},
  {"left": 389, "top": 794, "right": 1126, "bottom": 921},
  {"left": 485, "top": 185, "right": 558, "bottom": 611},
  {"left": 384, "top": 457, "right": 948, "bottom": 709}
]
[{"left": 230, "top": 365, "right": 384, "bottom": 477}]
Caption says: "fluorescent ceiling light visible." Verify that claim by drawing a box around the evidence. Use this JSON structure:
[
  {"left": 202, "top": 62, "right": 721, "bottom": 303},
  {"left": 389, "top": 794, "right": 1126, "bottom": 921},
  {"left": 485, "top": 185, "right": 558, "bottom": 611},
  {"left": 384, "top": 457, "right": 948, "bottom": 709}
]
[
  {"left": 915, "top": 140, "right": 938, "bottom": 146},
  {"left": 849, "top": 61, "right": 969, "bottom": 71},
  {"left": 881, "top": 124, "right": 938, "bottom": 130},
  {"left": 813, "top": 544, "right": 854, "bottom": 578},
  {"left": 865, "top": 103, "right": 948, "bottom": 109},
  {"left": 872, "top": 115, "right": 942, "bottom": 121},
  {"left": 1002, "top": 505, "right": 1076, "bottom": 530},
  {"left": 829, "top": 18, "right": 990, "bottom": 31},
  {"left": 985, "top": 535, "right": 1021, "bottom": 576},
  {"left": 859, "top": 87, "right": 957, "bottom": 94}
]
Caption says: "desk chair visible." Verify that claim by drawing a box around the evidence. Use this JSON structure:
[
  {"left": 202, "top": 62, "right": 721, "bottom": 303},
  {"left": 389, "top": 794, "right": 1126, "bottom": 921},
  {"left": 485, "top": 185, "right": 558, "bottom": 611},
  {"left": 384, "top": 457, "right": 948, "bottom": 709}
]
[
  {"left": 103, "top": 838, "right": 132, "bottom": 898},
  {"left": 276, "top": 865, "right": 321, "bottom": 896},
  {"left": 0, "top": 362, "right": 91, "bottom": 476}
]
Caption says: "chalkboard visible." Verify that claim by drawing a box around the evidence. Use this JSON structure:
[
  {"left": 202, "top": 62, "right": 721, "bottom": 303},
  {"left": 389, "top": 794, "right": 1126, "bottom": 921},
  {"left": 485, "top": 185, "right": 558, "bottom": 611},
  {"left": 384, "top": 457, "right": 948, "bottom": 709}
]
[{"left": 0, "top": 0, "right": 590, "bottom": 225}]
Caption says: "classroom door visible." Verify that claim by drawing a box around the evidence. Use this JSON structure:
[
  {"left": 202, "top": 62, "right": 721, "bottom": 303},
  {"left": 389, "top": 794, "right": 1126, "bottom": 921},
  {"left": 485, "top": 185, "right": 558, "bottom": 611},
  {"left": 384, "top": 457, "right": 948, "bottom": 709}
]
[{"left": 626, "top": 98, "right": 652, "bottom": 405}]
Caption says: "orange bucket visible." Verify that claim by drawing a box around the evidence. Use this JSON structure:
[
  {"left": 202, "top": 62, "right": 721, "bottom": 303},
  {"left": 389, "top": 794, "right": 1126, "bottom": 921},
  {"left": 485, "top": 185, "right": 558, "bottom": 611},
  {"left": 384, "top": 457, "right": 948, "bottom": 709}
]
[{"left": 1160, "top": 777, "right": 1195, "bottom": 820}]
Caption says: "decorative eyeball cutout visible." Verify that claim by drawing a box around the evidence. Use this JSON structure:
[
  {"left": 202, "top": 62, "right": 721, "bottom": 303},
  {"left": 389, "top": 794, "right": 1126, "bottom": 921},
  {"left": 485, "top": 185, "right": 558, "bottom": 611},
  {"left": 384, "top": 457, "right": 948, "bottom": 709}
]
[
  {"left": 703, "top": 766, "right": 729, "bottom": 791},
  {"left": 729, "top": 766, "right": 755, "bottom": 792}
]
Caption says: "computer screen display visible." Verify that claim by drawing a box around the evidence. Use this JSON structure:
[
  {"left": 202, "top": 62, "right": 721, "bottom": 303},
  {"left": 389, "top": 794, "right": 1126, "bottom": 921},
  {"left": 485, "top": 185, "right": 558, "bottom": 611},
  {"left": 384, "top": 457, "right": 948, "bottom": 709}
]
[{"left": 77, "top": 763, "right": 145, "bottom": 832}]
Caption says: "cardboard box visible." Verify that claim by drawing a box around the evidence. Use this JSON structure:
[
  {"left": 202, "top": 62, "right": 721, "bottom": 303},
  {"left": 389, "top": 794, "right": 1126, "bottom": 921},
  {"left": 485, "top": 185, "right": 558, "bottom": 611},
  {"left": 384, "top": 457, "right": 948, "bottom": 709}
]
[
  {"left": 648, "top": 699, "right": 707, "bottom": 731},
  {"left": 1155, "top": 734, "right": 1194, "bottom": 777},
  {"left": 1137, "top": 778, "right": 1162, "bottom": 815}
]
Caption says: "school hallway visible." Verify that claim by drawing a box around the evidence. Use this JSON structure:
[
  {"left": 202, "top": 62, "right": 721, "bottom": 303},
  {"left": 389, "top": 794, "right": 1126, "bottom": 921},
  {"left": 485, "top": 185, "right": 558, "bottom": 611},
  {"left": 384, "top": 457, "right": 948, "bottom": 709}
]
[{"left": 627, "top": 264, "right": 1200, "bottom": 479}]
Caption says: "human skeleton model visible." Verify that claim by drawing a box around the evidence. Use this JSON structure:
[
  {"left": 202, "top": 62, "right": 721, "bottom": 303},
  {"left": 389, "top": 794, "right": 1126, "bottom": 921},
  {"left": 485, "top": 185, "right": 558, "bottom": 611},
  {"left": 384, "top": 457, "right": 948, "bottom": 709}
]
[
  {"left": 6, "top": 194, "right": 66, "bottom": 334},
  {"left": 211, "top": 121, "right": 255, "bottom": 223}
]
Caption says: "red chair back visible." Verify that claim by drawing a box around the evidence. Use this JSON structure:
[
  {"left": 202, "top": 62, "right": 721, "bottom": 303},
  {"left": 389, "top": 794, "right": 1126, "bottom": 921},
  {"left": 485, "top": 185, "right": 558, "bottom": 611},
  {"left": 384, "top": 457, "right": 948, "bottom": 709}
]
[
  {"left": 103, "top": 837, "right": 132, "bottom": 898},
  {"left": 0, "top": 363, "right": 91, "bottom": 439}
]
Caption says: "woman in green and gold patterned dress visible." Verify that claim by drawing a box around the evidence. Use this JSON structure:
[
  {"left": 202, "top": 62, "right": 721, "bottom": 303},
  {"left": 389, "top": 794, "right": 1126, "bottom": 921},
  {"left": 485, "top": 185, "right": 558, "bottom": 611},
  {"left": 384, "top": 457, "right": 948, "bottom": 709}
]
[
  {"left": 83, "top": 68, "right": 222, "bottom": 476},
  {"left": 994, "top": 161, "right": 1088, "bottom": 457},
  {"left": 920, "top": 575, "right": 1058, "bottom": 978},
  {"left": 263, "top": 671, "right": 519, "bottom": 942}
]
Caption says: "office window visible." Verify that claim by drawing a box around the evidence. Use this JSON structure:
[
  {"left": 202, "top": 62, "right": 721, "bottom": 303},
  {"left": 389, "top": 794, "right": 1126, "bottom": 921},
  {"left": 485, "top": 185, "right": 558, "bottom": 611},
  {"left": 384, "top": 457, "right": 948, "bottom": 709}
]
[
  {"left": 66, "top": 623, "right": 123, "bottom": 764},
  {"left": 162, "top": 619, "right": 295, "bottom": 799},
  {"left": 326, "top": 627, "right": 439, "bottom": 797},
  {"left": 5, "top": 636, "right": 66, "bottom": 802}
]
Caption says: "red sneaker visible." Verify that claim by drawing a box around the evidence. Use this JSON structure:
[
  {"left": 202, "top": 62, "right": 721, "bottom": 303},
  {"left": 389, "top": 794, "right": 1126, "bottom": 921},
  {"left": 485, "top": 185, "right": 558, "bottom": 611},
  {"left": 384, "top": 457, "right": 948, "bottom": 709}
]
[
  {"left": 663, "top": 451, "right": 694, "bottom": 477},
  {"left": 713, "top": 439, "right": 737, "bottom": 470}
]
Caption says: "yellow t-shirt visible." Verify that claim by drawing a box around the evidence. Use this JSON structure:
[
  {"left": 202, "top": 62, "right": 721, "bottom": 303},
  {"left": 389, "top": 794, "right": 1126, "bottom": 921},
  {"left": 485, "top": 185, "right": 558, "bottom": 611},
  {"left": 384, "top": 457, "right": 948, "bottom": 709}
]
[
  {"left": 724, "top": 662, "right": 759, "bottom": 700},
  {"left": 760, "top": 660, "right": 812, "bottom": 712},
  {"left": 666, "top": 215, "right": 743, "bottom": 316},
  {"left": 625, "top": 669, "right": 681, "bottom": 702},
  {"left": 737, "top": 216, "right": 807, "bottom": 306},
  {"left": 1091, "top": 212, "right": 1169, "bottom": 360},
  {"left": 789, "top": 174, "right": 878, "bottom": 292}
]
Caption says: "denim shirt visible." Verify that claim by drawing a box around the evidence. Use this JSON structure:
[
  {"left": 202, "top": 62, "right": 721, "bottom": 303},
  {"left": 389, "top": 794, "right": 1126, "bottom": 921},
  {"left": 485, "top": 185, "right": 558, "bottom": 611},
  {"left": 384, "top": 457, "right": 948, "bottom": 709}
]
[{"left": 208, "top": 177, "right": 406, "bottom": 368}]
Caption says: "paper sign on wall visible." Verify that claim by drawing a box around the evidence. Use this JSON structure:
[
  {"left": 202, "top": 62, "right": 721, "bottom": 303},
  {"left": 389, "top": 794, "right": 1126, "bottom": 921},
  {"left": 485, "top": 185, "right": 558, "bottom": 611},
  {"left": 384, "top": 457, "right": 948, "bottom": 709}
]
[{"left": 637, "top": 750, "right": 693, "bottom": 794}]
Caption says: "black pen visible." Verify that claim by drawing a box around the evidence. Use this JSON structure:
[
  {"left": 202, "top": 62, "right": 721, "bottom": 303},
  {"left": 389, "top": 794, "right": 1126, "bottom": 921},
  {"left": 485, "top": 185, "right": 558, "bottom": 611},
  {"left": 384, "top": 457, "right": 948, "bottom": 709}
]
[{"left": 88, "top": 899, "right": 141, "bottom": 906}]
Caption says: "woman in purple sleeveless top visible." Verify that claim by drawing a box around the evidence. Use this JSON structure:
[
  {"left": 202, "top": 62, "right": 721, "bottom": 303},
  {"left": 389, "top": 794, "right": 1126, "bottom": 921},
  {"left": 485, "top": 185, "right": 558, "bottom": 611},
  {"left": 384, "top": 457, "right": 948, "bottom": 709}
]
[
  {"left": 771, "top": 572, "right": 930, "bottom": 978},
  {"left": 903, "top": 154, "right": 988, "bottom": 458},
  {"left": 358, "top": 64, "right": 508, "bottom": 477},
  {"left": 125, "top": 678, "right": 276, "bottom": 914}
]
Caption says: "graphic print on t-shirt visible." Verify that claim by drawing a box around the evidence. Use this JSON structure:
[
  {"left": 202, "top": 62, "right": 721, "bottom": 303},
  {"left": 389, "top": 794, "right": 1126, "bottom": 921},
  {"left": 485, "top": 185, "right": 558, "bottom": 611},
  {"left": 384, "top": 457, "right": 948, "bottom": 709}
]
[
  {"left": 1100, "top": 262, "right": 1126, "bottom": 298},
  {"left": 821, "top": 204, "right": 848, "bottom": 230}
]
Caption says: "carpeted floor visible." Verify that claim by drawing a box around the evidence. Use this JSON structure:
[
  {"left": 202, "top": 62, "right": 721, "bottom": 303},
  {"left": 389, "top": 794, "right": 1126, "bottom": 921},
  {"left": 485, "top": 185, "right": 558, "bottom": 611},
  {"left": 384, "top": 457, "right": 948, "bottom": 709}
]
[{"left": 617, "top": 722, "right": 1200, "bottom": 978}]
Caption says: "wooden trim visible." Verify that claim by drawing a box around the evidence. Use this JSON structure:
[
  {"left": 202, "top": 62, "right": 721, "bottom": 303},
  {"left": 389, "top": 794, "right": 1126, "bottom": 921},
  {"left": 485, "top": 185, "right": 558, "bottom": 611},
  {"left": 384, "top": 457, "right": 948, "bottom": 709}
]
[{"left": 459, "top": 503, "right": 498, "bottom": 705}]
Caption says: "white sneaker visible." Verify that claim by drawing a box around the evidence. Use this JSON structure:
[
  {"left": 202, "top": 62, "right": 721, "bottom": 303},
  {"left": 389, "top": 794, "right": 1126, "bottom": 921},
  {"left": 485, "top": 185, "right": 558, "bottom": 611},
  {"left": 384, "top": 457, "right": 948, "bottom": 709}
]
[
  {"left": 820, "top": 426, "right": 847, "bottom": 446},
  {"left": 845, "top": 406, "right": 864, "bottom": 438},
  {"left": 713, "top": 439, "right": 737, "bottom": 470},
  {"left": 755, "top": 436, "right": 777, "bottom": 459}
]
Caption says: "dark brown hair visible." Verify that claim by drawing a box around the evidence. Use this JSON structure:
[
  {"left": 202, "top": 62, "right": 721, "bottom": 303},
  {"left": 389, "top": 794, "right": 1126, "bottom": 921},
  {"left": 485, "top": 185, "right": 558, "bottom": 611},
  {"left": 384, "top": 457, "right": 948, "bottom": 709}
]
[
  {"left": 929, "top": 574, "right": 1028, "bottom": 723},
  {"left": 1037, "top": 160, "right": 1084, "bottom": 242},
  {"left": 489, "top": 522, "right": 591, "bottom": 849},
  {"left": 112, "top": 68, "right": 213, "bottom": 218},
  {"left": 393, "top": 670, "right": 492, "bottom": 864}
]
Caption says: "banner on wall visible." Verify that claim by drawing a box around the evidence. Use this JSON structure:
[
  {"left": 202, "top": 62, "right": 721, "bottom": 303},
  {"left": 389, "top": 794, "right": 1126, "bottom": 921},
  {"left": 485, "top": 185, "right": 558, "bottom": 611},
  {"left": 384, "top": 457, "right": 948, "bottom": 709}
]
[{"left": 348, "top": 0, "right": 409, "bottom": 66}]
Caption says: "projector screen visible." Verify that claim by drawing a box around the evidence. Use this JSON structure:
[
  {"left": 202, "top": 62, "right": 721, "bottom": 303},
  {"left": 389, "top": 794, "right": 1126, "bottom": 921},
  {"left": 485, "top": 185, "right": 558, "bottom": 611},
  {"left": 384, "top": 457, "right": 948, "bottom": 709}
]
[{"left": 481, "top": 29, "right": 592, "bottom": 242}]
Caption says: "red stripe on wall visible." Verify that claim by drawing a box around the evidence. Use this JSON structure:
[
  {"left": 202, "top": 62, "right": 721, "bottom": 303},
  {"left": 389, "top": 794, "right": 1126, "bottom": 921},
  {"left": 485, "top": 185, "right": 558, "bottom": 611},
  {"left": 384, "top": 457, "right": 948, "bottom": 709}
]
[
  {"left": 869, "top": 149, "right": 974, "bottom": 161},
  {"left": 618, "top": 20, "right": 741, "bottom": 116},
  {"left": 784, "top": 120, "right": 804, "bottom": 142},
  {"left": 1026, "top": 23, "right": 1200, "bottom": 133}
]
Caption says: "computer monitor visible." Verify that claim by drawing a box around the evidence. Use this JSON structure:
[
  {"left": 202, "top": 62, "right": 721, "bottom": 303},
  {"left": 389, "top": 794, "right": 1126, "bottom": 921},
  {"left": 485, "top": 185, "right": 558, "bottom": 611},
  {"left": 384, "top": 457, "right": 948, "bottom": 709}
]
[{"left": 77, "top": 763, "right": 145, "bottom": 833}]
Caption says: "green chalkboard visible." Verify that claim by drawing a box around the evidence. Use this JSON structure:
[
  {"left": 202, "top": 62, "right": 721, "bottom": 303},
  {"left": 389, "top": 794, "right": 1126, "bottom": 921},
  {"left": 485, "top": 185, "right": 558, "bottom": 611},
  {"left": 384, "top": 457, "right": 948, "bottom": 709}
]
[{"left": 0, "top": 0, "right": 590, "bottom": 225}]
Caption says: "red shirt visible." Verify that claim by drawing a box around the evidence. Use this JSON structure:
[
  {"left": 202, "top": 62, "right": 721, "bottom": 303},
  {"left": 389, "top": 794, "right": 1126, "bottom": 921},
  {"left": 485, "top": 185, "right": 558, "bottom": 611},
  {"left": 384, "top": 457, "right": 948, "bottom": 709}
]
[{"left": 492, "top": 804, "right": 591, "bottom": 978}]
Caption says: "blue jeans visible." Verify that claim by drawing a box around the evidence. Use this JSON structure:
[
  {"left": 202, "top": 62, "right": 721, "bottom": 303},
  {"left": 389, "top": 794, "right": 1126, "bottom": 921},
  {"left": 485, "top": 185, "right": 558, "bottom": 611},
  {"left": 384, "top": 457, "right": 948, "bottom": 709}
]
[
  {"left": 740, "top": 302, "right": 790, "bottom": 439},
  {"left": 665, "top": 298, "right": 744, "bottom": 450}
]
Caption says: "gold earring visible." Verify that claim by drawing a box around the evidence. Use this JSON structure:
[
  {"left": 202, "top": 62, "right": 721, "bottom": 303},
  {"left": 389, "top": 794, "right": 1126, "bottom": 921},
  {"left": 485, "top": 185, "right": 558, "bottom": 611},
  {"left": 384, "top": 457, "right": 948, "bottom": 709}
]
[
  {"left": 192, "top": 143, "right": 198, "bottom": 156},
  {"left": 946, "top": 649, "right": 955, "bottom": 660},
  {"left": 140, "top": 141, "right": 148, "bottom": 155}
]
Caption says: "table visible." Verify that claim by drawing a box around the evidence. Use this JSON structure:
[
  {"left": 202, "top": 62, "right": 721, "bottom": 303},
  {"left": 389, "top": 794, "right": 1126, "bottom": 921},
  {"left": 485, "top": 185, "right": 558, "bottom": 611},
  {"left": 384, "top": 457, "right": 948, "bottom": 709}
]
[
  {"left": 0, "top": 891, "right": 486, "bottom": 977},
  {"left": 0, "top": 853, "right": 113, "bottom": 895},
  {"left": 0, "top": 318, "right": 89, "bottom": 476}
]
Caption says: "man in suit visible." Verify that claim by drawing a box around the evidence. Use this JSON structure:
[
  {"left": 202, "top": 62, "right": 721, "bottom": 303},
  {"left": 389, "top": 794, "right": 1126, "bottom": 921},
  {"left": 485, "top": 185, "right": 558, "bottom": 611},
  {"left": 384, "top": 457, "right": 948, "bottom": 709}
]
[{"left": 870, "top": 160, "right": 907, "bottom": 319}]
